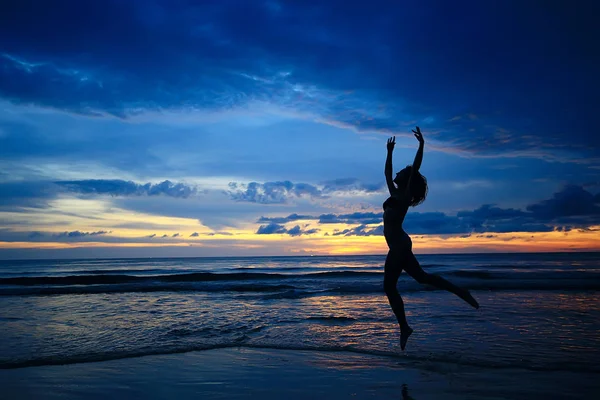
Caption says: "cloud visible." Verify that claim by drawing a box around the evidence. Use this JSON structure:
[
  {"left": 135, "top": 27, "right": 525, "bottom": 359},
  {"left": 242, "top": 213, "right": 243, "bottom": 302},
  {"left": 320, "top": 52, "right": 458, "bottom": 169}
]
[
  {"left": 256, "top": 223, "right": 288, "bottom": 235},
  {"left": 0, "top": 181, "right": 61, "bottom": 211},
  {"left": 526, "top": 185, "right": 600, "bottom": 220},
  {"left": 257, "top": 213, "right": 313, "bottom": 224},
  {"left": 228, "top": 178, "right": 386, "bottom": 204},
  {"left": 0, "top": 230, "right": 112, "bottom": 242},
  {"left": 0, "top": 179, "right": 199, "bottom": 216},
  {"left": 227, "top": 181, "right": 324, "bottom": 204},
  {"left": 258, "top": 211, "right": 384, "bottom": 227},
  {"left": 333, "top": 224, "right": 384, "bottom": 237},
  {"left": 207, "top": 231, "right": 234, "bottom": 236},
  {"left": 451, "top": 186, "right": 600, "bottom": 233},
  {"left": 287, "top": 225, "right": 319, "bottom": 236},
  {"left": 1, "top": 0, "right": 597, "bottom": 162},
  {"left": 54, "top": 230, "right": 111, "bottom": 238},
  {"left": 321, "top": 178, "right": 384, "bottom": 193},
  {"left": 56, "top": 179, "right": 197, "bottom": 198},
  {"left": 190, "top": 232, "right": 199, "bottom": 237},
  {"left": 457, "top": 204, "right": 527, "bottom": 221},
  {"left": 318, "top": 212, "right": 382, "bottom": 225},
  {"left": 256, "top": 185, "right": 600, "bottom": 236},
  {"left": 27, "top": 231, "right": 45, "bottom": 239},
  {"left": 256, "top": 223, "right": 318, "bottom": 236},
  {"left": 172, "top": 233, "right": 180, "bottom": 237}
]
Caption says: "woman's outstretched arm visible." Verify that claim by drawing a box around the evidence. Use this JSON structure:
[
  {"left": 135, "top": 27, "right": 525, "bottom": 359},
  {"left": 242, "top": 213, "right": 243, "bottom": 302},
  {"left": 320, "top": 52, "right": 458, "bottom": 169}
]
[
  {"left": 385, "top": 136, "right": 396, "bottom": 195},
  {"left": 405, "top": 127, "right": 424, "bottom": 198}
]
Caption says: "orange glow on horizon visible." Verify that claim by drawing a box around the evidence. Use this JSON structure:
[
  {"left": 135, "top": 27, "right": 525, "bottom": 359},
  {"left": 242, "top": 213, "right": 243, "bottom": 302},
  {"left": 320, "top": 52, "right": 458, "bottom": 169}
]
[{"left": 1, "top": 226, "right": 598, "bottom": 255}]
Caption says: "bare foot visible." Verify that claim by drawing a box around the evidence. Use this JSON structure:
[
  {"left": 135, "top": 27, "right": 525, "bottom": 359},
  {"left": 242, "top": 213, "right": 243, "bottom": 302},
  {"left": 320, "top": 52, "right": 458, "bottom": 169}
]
[{"left": 400, "top": 327, "right": 413, "bottom": 350}]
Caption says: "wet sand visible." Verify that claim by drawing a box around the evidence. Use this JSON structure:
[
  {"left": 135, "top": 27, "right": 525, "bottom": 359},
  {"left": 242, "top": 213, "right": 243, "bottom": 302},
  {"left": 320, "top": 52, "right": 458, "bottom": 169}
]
[{"left": 2, "top": 347, "right": 597, "bottom": 399}]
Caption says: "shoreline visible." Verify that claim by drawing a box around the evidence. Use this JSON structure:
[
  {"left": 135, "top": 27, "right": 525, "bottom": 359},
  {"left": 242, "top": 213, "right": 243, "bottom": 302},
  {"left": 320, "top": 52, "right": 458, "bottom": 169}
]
[
  {"left": 2, "top": 347, "right": 597, "bottom": 399},
  {"left": 3, "top": 343, "right": 598, "bottom": 374}
]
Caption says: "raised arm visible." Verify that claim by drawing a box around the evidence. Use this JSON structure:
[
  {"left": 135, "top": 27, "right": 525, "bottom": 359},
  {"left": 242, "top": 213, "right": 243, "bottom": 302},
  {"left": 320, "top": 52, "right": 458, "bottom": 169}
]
[
  {"left": 405, "top": 127, "right": 425, "bottom": 199},
  {"left": 385, "top": 136, "right": 397, "bottom": 195}
]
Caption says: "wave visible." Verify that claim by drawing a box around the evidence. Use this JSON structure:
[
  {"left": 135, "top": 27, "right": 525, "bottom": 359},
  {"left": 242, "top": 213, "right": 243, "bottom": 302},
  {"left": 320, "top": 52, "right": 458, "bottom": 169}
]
[
  {"left": 450, "top": 270, "right": 495, "bottom": 279},
  {"left": 2, "top": 269, "right": 599, "bottom": 297},
  {"left": 2, "top": 343, "right": 597, "bottom": 374},
  {"left": 0, "top": 270, "right": 379, "bottom": 286},
  {"left": 2, "top": 278, "right": 599, "bottom": 297},
  {"left": 6, "top": 268, "right": 596, "bottom": 287},
  {"left": 75, "top": 268, "right": 184, "bottom": 275},
  {"left": 0, "top": 283, "right": 299, "bottom": 296}
]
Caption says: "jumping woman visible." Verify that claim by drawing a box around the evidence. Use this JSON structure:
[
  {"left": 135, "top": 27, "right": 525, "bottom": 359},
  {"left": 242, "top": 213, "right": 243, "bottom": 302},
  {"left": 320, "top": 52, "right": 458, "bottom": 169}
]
[{"left": 383, "top": 127, "right": 479, "bottom": 350}]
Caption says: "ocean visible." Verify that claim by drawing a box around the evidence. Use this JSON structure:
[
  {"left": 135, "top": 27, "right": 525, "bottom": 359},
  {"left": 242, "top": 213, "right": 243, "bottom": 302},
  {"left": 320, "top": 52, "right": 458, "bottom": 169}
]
[{"left": 1, "top": 252, "right": 599, "bottom": 375}]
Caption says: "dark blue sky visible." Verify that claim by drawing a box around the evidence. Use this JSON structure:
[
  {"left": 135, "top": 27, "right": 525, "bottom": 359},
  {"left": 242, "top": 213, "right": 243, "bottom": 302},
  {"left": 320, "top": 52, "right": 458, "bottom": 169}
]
[{"left": 1, "top": 0, "right": 599, "bottom": 258}]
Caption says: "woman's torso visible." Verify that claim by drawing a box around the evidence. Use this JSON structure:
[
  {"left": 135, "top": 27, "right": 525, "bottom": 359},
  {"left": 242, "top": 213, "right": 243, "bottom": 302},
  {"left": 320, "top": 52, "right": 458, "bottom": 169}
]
[{"left": 383, "top": 195, "right": 411, "bottom": 250}]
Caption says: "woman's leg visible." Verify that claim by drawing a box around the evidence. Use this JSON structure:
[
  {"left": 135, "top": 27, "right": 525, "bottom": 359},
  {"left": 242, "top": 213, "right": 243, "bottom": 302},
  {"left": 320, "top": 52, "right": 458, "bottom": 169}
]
[
  {"left": 404, "top": 251, "right": 479, "bottom": 309},
  {"left": 384, "top": 249, "right": 409, "bottom": 329},
  {"left": 384, "top": 249, "right": 414, "bottom": 350}
]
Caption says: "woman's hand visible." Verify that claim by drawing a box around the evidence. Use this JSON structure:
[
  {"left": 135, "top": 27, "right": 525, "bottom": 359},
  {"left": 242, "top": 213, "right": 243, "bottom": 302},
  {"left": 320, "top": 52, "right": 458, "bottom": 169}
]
[
  {"left": 412, "top": 126, "right": 424, "bottom": 144},
  {"left": 387, "top": 136, "right": 396, "bottom": 151}
]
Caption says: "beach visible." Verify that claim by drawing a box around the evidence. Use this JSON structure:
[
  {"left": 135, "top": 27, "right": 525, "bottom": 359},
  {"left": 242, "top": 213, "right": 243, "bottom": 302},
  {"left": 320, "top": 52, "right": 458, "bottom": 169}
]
[
  {"left": 1, "top": 253, "right": 599, "bottom": 399},
  {"left": 3, "top": 347, "right": 599, "bottom": 399}
]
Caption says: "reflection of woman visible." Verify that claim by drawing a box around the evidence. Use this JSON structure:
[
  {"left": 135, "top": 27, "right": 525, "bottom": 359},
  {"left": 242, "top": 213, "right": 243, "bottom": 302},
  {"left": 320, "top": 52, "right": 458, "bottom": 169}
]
[{"left": 383, "top": 127, "right": 479, "bottom": 350}]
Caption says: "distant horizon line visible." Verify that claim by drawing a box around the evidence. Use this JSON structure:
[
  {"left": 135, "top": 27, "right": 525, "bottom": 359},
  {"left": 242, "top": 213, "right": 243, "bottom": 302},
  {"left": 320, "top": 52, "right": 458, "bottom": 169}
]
[{"left": 1, "top": 250, "right": 598, "bottom": 262}]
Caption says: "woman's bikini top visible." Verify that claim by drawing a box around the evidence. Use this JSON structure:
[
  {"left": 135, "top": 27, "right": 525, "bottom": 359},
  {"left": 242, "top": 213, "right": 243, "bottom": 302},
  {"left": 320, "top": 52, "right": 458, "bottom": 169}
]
[{"left": 383, "top": 195, "right": 410, "bottom": 228}]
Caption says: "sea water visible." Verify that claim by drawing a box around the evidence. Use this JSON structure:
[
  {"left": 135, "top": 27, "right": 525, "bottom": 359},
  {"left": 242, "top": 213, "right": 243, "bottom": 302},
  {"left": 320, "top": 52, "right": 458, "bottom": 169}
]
[{"left": 1, "top": 253, "right": 599, "bottom": 373}]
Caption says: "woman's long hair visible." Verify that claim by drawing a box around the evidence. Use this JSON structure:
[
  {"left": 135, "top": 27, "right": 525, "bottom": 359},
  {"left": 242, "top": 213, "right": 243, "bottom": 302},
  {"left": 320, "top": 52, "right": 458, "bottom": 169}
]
[{"left": 398, "top": 166, "right": 428, "bottom": 206}]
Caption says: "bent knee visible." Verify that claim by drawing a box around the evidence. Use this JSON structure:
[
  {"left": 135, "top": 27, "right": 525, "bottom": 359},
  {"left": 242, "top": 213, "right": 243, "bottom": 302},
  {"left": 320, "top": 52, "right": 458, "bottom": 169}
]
[{"left": 383, "top": 280, "right": 397, "bottom": 294}]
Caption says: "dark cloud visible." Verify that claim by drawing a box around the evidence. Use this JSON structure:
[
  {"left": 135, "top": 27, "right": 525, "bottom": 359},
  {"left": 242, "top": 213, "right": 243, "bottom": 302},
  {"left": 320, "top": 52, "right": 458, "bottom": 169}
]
[
  {"left": 257, "top": 213, "right": 313, "bottom": 224},
  {"left": 333, "top": 224, "right": 384, "bottom": 237},
  {"left": 54, "top": 230, "right": 110, "bottom": 238},
  {"left": 264, "top": 211, "right": 465, "bottom": 235},
  {"left": 0, "top": 0, "right": 597, "bottom": 160},
  {"left": 287, "top": 225, "right": 320, "bottom": 237},
  {"left": 172, "top": 233, "right": 180, "bottom": 238},
  {"left": 207, "top": 231, "right": 234, "bottom": 236},
  {"left": 0, "top": 230, "right": 111, "bottom": 242},
  {"left": 455, "top": 186, "right": 600, "bottom": 233},
  {"left": 27, "top": 231, "right": 45, "bottom": 239},
  {"left": 256, "top": 223, "right": 318, "bottom": 236},
  {"left": 147, "top": 234, "right": 157, "bottom": 238},
  {"left": 256, "top": 223, "right": 288, "bottom": 235},
  {"left": 257, "top": 185, "right": 600, "bottom": 236},
  {"left": 190, "top": 232, "right": 199, "bottom": 237},
  {"left": 0, "top": 181, "right": 60, "bottom": 211},
  {"left": 56, "top": 179, "right": 197, "bottom": 198},
  {"left": 526, "top": 185, "right": 600, "bottom": 220},
  {"left": 457, "top": 205, "right": 527, "bottom": 221}
]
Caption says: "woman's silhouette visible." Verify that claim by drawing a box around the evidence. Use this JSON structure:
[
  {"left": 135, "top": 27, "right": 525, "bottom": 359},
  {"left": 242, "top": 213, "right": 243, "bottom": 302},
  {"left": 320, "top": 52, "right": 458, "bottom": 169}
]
[{"left": 383, "top": 127, "right": 479, "bottom": 350}]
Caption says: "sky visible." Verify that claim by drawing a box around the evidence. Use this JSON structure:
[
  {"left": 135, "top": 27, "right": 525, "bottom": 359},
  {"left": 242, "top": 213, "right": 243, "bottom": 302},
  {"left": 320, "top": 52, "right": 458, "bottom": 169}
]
[{"left": 1, "top": 0, "right": 599, "bottom": 259}]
